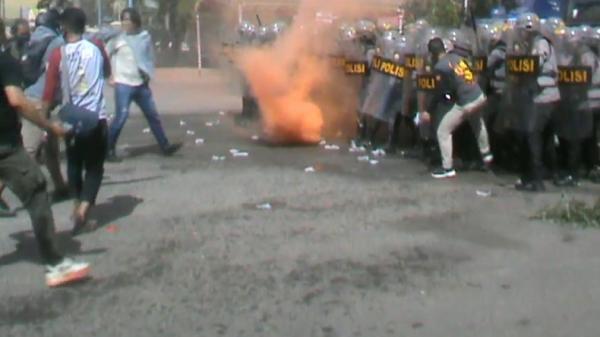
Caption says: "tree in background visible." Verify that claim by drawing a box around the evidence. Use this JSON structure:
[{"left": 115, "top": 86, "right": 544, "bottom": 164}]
[{"left": 404, "top": 0, "right": 502, "bottom": 27}]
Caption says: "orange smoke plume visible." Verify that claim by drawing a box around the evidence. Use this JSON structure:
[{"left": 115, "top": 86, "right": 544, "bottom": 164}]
[{"left": 237, "top": 0, "right": 375, "bottom": 145}]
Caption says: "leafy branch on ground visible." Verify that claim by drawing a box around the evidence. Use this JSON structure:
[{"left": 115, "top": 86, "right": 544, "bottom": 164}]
[{"left": 532, "top": 196, "right": 600, "bottom": 229}]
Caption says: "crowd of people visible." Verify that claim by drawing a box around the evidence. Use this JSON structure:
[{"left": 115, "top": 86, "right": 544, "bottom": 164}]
[
  {"left": 0, "top": 5, "right": 178, "bottom": 287},
  {"left": 238, "top": 13, "right": 600, "bottom": 192},
  {"left": 2, "top": 3, "right": 600, "bottom": 288}
]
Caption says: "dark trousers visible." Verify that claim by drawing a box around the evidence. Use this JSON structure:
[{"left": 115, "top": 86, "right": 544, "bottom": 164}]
[
  {"left": 66, "top": 121, "right": 107, "bottom": 204},
  {"left": 108, "top": 83, "right": 169, "bottom": 151},
  {"left": 0, "top": 147, "right": 62, "bottom": 264},
  {"left": 519, "top": 121, "right": 557, "bottom": 184}
]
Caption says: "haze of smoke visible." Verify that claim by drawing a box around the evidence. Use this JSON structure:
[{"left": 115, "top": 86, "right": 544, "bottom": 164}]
[{"left": 237, "top": 0, "right": 371, "bottom": 145}]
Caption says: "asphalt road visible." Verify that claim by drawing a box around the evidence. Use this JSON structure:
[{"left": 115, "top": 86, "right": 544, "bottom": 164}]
[{"left": 1, "top": 74, "right": 600, "bottom": 336}]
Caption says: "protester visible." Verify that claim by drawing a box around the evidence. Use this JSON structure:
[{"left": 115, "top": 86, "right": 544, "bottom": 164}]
[
  {"left": 7, "top": 19, "right": 30, "bottom": 60},
  {"left": 0, "top": 11, "right": 66, "bottom": 216},
  {"left": 0, "top": 18, "right": 90, "bottom": 287},
  {"left": 41, "top": 7, "right": 111, "bottom": 236},
  {"left": 22, "top": 9, "right": 70, "bottom": 201},
  {"left": 421, "top": 36, "right": 493, "bottom": 179},
  {"left": 106, "top": 8, "right": 182, "bottom": 162}
]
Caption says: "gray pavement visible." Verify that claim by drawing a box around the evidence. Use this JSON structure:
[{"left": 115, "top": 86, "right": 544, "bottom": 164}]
[{"left": 1, "top": 71, "right": 600, "bottom": 337}]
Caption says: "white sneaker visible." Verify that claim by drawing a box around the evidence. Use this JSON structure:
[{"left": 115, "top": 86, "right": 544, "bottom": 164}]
[
  {"left": 431, "top": 167, "right": 457, "bottom": 179},
  {"left": 482, "top": 152, "right": 494, "bottom": 166},
  {"left": 45, "top": 258, "right": 91, "bottom": 287}
]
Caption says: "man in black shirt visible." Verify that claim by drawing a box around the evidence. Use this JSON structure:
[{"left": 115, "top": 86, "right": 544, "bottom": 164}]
[{"left": 0, "top": 19, "right": 91, "bottom": 287}]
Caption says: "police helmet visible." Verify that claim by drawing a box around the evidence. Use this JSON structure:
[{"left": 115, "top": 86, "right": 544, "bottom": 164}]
[
  {"left": 355, "top": 20, "right": 376, "bottom": 37},
  {"left": 516, "top": 12, "right": 541, "bottom": 33},
  {"left": 340, "top": 25, "right": 357, "bottom": 42},
  {"left": 257, "top": 25, "right": 272, "bottom": 43},
  {"left": 238, "top": 21, "right": 257, "bottom": 39},
  {"left": 446, "top": 29, "right": 473, "bottom": 54},
  {"left": 270, "top": 21, "right": 287, "bottom": 36},
  {"left": 580, "top": 25, "right": 600, "bottom": 48}
]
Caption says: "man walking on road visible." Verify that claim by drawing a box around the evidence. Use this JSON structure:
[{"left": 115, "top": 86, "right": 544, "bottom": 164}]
[
  {"left": 106, "top": 8, "right": 181, "bottom": 162},
  {"left": 42, "top": 8, "right": 111, "bottom": 235},
  {"left": 0, "top": 19, "right": 90, "bottom": 287},
  {"left": 23, "top": 9, "right": 70, "bottom": 201}
]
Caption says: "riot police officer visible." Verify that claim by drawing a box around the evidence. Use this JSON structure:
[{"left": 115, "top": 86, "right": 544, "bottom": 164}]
[
  {"left": 581, "top": 27, "right": 600, "bottom": 183},
  {"left": 505, "top": 13, "right": 561, "bottom": 191},
  {"left": 553, "top": 27, "right": 595, "bottom": 186},
  {"left": 237, "top": 21, "right": 259, "bottom": 123},
  {"left": 359, "top": 30, "right": 405, "bottom": 150}
]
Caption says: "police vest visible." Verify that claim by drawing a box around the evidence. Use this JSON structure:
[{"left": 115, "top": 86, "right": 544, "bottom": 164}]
[{"left": 370, "top": 55, "right": 406, "bottom": 80}]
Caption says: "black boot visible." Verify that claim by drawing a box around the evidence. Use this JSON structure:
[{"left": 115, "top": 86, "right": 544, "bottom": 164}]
[{"left": 515, "top": 179, "right": 546, "bottom": 192}]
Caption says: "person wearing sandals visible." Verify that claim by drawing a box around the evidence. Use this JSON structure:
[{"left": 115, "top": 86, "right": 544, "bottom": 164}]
[{"left": 41, "top": 8, "right": 111, "bottom": 235}]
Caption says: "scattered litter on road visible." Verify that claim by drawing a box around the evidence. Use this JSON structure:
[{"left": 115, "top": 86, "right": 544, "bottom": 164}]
[
  {"left": 179, "top": 120, "right": 186, "bottom": 126},
  {"left": 349, "top": 141, "right": 366, "bottom": 153},
  {"left": 324, "top": 144, "right": 340, "bottom": 151},
  {"left": 256, "top": 203, "right": 272, "bottom": 210},
  {"left": 319, "top": 140, "right": 327, "bottom": 145},
  {"left": 186, "top": 130, "right": 195, "bottom": 136},
  {"left": 142, "top": 128, "right": 150, "bottom": 133},
  {"left": 204, "top": 120, "right": 221, "bottom": 127},
  {"left": 194, "top": 138, "right": 205, "bottom": 145},
  {"left": 476, "top": 189, "right": 492, "bottom": 197},
  {"left": 371, "top": 149, "right": 386, "bottom": 157},
  {"left": 251, "top": 135, "right": 260, "bottom": 141},
  {"left": 233, "top": 152, "right": 249, "bottom": 157},
  {"left": 211, "top": 155, "right": 226, "bottom": 161},
  {"left": 218, "top": 111, "right": 226, "bottom": 116},
  {"left": 229, "top": 148, "right": 240, "bottom": 154},
  {"left": 106, "top": 224, "right": 118, "bottom": 233},
  {"left": 304, "top": 166, "right": 316, "bottom": 173},
  {"left": 357, "top": 156, "right": 370, "bottom": 162},
  {"left": 369, "top": 160, "right": 379, "bottom": 165}
]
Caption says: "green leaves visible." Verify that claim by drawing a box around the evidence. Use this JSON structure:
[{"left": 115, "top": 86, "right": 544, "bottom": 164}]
[{"left": 532, "top": 196, "right": 600, "bottom": 229}]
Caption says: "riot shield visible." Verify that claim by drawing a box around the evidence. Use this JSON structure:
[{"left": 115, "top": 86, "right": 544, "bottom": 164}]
[
  {"left": 360, "top": 31, "right": 407, "bottom": 124},
  {"left": 554, "top": 27, "right": 594, "bottom": 140}
]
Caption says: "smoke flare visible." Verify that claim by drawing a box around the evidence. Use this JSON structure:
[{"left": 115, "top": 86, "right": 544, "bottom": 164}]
[{"left": 237, "top": 0, "right": 375, "bottom": 145}]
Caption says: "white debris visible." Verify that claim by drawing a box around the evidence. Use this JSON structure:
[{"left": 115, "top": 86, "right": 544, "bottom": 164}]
[
  {"left": 251, "top": 135, "right": 260, "bottom": 141},
  {"left": 233, "top": 152, "right": 249, "bottom": 157},
  {"left": 211, "top": 155, "right": 226, "bottom": 161},
  {"left": 304, "top": 166, "right": 316, "bottom": 173},
  {"left": 179, "top": 120, "right": 187, "bottom": 126},
  {"left": 194, "top": 138, "right": 205, "bottom": 145},
  {"left": 142, "top": 128, "right": 150, "bottom": 133},
  {"left": 186, "top": 130, "right": 195, "bottom": 136},
  {"left": 369, "top": 160, "right": 379, "bottom": 165},
  {"left": 357, "top": 156, "right": 370, "bottom": 162},
  {"left": 229, "top": 149, "right": 240, "bottom": 154},
  {"left": 319, "top": 140, "right": 327, "bottom": 146},
  {"left": 349, "top": 143, "right": 366, "bottom": 153},
  {"left": 205, "top": 122, "right": 214, "bottom": 127},
  {"left": 256, "top": 203, "right": 272, "bottom": 210},
  {"left": 371, "top": 149, "right": 386, "bottom": 157},
  {"left": 324, "top": 144, "right": 340, "bottom": 151},
  {"left": 218, "top": 111, "right": 226, "bottom": 116},
  {"left": 476, "top": 189, "right": 492, "bottom": 197}
]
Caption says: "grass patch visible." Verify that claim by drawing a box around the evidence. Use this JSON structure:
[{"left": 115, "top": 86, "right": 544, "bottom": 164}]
[{"left": 532, "top": 196, "right": 600, "bottom": 229}]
